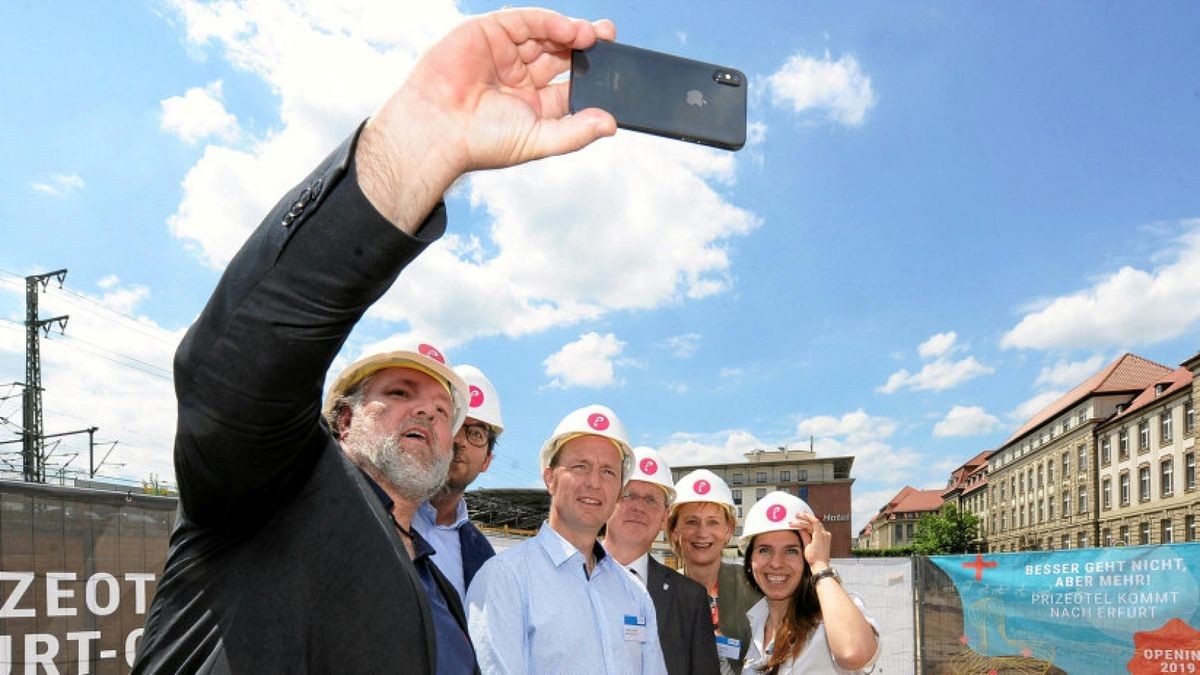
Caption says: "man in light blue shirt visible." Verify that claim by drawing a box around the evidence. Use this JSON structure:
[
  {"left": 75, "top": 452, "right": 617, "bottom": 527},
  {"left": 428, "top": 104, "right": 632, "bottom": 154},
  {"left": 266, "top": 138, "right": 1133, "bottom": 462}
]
[
  {"left": 466, "top": 404, "right": 667, "bottom": 674},
  {"left": 414, "top": 364, "right": 503, "bottom": 601}
]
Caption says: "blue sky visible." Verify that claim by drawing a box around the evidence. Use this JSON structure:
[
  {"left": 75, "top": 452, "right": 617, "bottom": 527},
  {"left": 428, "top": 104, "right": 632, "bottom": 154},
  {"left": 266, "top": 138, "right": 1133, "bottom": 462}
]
[{"left": 1, "top": 1, "right": 1198, "bottom": 531}]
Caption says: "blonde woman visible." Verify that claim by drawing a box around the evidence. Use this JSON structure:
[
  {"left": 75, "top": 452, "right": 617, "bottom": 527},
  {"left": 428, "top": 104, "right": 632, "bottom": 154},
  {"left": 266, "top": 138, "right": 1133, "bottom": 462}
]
[{"left": 668, "top": 470, "right": 762, "bottom": 674}]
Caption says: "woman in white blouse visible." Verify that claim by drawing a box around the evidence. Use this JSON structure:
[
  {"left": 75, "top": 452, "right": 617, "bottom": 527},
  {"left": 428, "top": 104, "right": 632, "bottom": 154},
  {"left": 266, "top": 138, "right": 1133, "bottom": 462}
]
[{"left": 738, "top": 491, "right": 880, "bottom": 674}]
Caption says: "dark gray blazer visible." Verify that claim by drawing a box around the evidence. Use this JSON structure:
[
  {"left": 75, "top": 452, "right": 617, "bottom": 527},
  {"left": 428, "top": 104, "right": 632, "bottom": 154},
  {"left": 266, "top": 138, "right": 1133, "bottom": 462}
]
[
  {"left": 134, "top": 126, "right": 464, "bottom": 673},
  {"left": 646, "top": 558, "right": 721, "bottom": 675},
  {"left": 716, "top": 561, "right": 763, "bottom": 674}
]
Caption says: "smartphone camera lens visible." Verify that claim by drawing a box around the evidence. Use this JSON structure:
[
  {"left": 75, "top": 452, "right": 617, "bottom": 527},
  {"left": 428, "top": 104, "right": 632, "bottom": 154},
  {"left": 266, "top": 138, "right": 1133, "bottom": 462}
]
[{"left": 714, "top": 70, "right": 742, "bottom": 87}]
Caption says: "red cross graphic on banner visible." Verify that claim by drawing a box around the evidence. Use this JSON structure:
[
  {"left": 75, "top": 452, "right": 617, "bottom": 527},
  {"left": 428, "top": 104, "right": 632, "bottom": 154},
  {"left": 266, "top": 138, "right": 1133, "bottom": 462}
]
[{"left": 962, "top": 554, "right": 998, "bottom": 582}]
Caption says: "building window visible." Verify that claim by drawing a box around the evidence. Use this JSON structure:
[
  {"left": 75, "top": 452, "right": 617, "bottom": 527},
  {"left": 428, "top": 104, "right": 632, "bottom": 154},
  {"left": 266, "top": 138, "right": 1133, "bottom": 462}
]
[
  {"left": 1061, "top": 534, "right": 1070, "bottom": 549},
  {"left": 1186, "top": 399, "right": 1195, "bottom": 435},
  {"left": 1062, "top": 490, "right": 1070, "bottom": 516},
  {"left": 1162, "top": 459, "right": 1175, "bottom": 497},
  {"left": 1037, "top": 464, "right": 1044, "bottom": 487},
  {"left": 1019, "top": 473, "right": 1025, "bottom": 495},
  {"left": 731, "top": 489, "right": 742, "bottom": 504},
  {"left": 1120, "top": 472, "right": 1131, "bottom": 506},
  {"left": 1162, "top": 412, "right": 1174, "bottom": 443},
  {"left": 1000, "top": 482, "right": 1006, "bottom": 501},
  {"left": 1103, "top": 528, "right": 1113, "bottom": 547},
  {"left": 1078, "top": 444, "right": 1087, "bottom": 471},
  {"left": 1102, "top": 478, "right": 1112, "bottom": 509},
  {"left": 779, "top": 470, "right": 790, "bottom": 482},
  {"left": 1001, "top": 511, "right": 1007, "bottom": 531},
  {"left": 1139, "top": 466, "right": 1151, "bottom": 502},
  {"left": 1188, "top": 453, "right": 1196, "bottom": 491},
  {"left": 906, "top": 523, "right": 914, "bottom": 540},
  {"left": 756, "top": 471, "right": 766, "bottom": 484},
  {"left": 1119, "top": 429, "right": 1130, "bottom": 459},
  {"left": 1062, "top": 451, "right": 1070, "bottom": 478},
  {"left": 1019, "top": 506, "right": 1025, "bottom": 527},
  {"left": 732, "top": 473, "right": 744, "bottom": 485},
  {"left": 1078, "top": 532, "right": 1088, "bottom": 549},
  {"left": 1078, "top": 485, "right": 1087, "bottom": 513},
  {"left": 1187, "top": 515, "right": 1197, "bottom": 542},
  {"left": 1120, "top": 524, "right": 1130, "bottom": 545},
  {"left": 798, "top": 469, "right": 808, "bottom": 482},
  {"left": 1140, "top": 522, "right": 1151, "bottom": 545},
  {"left": 1048, "top": 498, "right": 1055, "bottom": 520},
  {"left": 1047, "top": 462, "right": 1055, "bottom": 484},
  {"left": 1101, "top": 436, "right": 1111, "bottom": 465},
  {"left": 1078, "top": 409, "right": 1088, "bottom": 425},
  {"left": 1162, "top": 519, "right": 1174, "bottom": 544},
  {"left": 755, "top": 488, "right": 766, "bottom": 500},
  {"left": 1139, "top": 420, "right": 1150, "bottom": 452}
]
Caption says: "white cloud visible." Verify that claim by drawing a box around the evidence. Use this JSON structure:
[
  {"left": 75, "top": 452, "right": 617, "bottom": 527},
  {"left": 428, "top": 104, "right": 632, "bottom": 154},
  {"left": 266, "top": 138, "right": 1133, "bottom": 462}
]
[
  {"left": 1009, "top": 390, "right": 1064, "bottom": 424},
  {"left": 30, "top": 174, "right": 85, "bottom": 196},
  {"left": 1034, "top": 355, "right": 1106, "bottom": 389},
  {"left": 933, "top": 405, "right": 1001, "bottom": 437},
  {"left": 1001, "top": 220, "right": 1200, "bottom": 351},
  {"left": 659, "top": 429, "right": 765, "bottom": 468},
  {"left": 0, "top": 279, "right": 184, "bottom": 485},
  {"left": 767, "top": 51, "right": 876, "bottom": 126},
  {"left": 918, "top": 331, "right": 958, "bottom": 359},
  {"left": 719, "top": 367, "right": 744, "bottom": 380},
  {"left": 796, "top": 409, "right": 926, "bottom": 532},
  {"left": 166, "top": 0, "right": 760, "bottom": 346},
  {"left": 664, "top": 333, "right": 701, "bottom": 358},
  {"left": 877, "top": 356, "right": 993, "bottom": 393},
  {"left": 543, "top": 332, "right": 626, "bottom": 389},
  {"left": 160, "top": 80, "right": 240, "bottom": 144}
]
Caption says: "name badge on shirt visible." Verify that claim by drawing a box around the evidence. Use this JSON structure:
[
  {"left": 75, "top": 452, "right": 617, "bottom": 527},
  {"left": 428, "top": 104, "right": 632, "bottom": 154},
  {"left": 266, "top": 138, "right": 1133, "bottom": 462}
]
[
  {"left": 716, "top": 635, "right": 741, "bottom": 659},
  {"left": 623, "top": 615, "right": 648, "bottom": 642}
]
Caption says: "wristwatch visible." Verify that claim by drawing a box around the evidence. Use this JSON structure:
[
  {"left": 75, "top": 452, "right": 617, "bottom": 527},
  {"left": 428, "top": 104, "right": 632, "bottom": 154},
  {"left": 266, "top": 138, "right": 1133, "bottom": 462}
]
[{"left": 811, "top": 566, "right": 841, "bottom": 587}]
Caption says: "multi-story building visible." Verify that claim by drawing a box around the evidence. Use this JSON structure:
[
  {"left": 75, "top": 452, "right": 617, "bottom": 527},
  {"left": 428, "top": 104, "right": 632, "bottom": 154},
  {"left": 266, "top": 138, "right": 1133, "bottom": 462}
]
[
  {"left": 985, "top": 352, "right": 1197, "bottom": 552},
  {"left": 857, "top": 486, "right": 944, "bottom": 549},
  {"left": 1095, "top": 364, "right": 1197, "bottom": 547},
  {"left": 671, "top": 448, "right": 856, "bottom": 557},
  {"left": 941, "top": 449, "right": 992, "bottom": 544}
]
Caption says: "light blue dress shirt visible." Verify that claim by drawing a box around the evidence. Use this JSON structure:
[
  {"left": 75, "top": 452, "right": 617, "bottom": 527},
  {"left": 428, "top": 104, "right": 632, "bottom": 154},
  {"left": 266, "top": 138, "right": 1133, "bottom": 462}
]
[
  {"left": 466, "top": 522, "right": 668, "bottom": 675},
  {"left": 414, "top": 499, "right": 470, "bottom": 600}
]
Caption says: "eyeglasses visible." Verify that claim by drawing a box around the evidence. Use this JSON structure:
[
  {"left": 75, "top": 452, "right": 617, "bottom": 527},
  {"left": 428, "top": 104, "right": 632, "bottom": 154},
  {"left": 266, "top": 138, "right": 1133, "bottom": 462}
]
[
  {"left": 461, "top": 423, "right": 491, "bottom": 448},
  {"left": 618, "top": 491, "right": 665, "bottom": 510}
]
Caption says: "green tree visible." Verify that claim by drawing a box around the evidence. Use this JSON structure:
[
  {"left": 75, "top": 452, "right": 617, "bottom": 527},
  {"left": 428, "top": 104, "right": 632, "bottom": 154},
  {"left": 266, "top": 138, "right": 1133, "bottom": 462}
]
[{"left": 911, "top": 504, "right": 980, "bottom": 555}]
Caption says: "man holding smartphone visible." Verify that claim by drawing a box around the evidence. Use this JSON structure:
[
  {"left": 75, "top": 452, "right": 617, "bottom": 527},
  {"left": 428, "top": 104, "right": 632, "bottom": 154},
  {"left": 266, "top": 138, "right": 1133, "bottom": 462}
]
[{"left": 133, "top": 8, "right": 618, "bottom": 673}]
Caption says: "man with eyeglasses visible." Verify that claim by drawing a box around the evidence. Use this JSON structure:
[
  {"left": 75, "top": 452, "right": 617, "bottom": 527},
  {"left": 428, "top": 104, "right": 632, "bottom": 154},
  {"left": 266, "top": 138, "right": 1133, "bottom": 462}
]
[
  {"left": 604, "top": 447, "right": 721, "bottom": 675},
  {"left": 467, "top": 405, "right": 667, "bottom": 674},
  {"left": 414, "top": 364, "right": 503, "bottom": 601}
]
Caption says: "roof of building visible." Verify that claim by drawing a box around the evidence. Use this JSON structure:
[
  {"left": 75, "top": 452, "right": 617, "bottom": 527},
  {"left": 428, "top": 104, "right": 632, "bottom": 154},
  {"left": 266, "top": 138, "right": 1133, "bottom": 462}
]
[
  {"left": 943, "top": 449, "right": 992, "bottom": 498},
  {"left": 1106, "top": 366, "right": 1194, "bottom": 424},
  {"left": 1003, "top": 353, "right": 1173, "bottom": 446},
  {"left": 872, "top": 485, "right": 943, "bottom": 524}
]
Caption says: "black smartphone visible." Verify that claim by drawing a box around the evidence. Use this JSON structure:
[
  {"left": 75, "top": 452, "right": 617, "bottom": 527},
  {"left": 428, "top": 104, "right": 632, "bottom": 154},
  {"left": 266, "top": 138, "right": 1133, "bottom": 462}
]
[{"left": 570, "top": 40, "right": 747, "bottom": 151}]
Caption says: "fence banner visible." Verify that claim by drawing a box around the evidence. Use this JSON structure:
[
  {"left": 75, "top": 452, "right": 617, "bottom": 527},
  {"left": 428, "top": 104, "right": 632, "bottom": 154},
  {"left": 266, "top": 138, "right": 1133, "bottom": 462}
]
[{"left": 919, "top": 543, "right": 1200, "bottom": 674}]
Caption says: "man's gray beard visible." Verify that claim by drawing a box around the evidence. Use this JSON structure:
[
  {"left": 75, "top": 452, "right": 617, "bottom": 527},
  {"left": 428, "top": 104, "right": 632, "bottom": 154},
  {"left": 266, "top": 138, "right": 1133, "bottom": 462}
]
[{"left": 344, "top": 415, "right": 451, "bottom": 504}]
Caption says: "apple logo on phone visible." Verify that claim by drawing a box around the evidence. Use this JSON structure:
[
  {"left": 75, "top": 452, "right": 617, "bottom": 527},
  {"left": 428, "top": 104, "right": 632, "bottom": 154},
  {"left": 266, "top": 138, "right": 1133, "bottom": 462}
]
[{"left": 686, "top": 90, "right": 707, "bottom": 107}]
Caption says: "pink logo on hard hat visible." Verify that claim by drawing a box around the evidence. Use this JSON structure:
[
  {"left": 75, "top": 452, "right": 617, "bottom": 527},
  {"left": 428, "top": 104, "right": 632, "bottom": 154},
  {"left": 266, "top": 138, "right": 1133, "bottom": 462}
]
[
  {"left": 766, "top": 504, "right": 787, "bottom": 523},
  {"left": 693, "top": 479, "right": 711, "bottom": 495},
  {"left": 469, "top": 385, "right": 484, "bottom": 408},
  {"left": 639, "top": 458, "right": 658, "bottom": 475},
  {"left": 418, "top": 343, "right": 445, "bottom": 363},
  {"left": 587, "top": 413, "right": 610, "bottom": 431}
]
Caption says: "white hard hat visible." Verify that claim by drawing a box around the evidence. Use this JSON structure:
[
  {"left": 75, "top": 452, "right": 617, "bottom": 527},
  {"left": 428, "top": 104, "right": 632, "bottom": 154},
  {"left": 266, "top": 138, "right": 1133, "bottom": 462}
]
[
  {"left": 538, "top": 404, "right": 634, "bottom": 483},
  {"left": 671, "top": 469, "right": 735, "bottom": 522},
  {"left": 453, "top": 364, "right": 503, "bottom": 436},
  {"left": 323, "top": 338, "right": 469, "bottom": 434},
  {"left": 629, "top": 446, "right": 675, "bottom": 503},
  {"left": 738, "top": 490, "right": 815, "bottom": 553}
]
